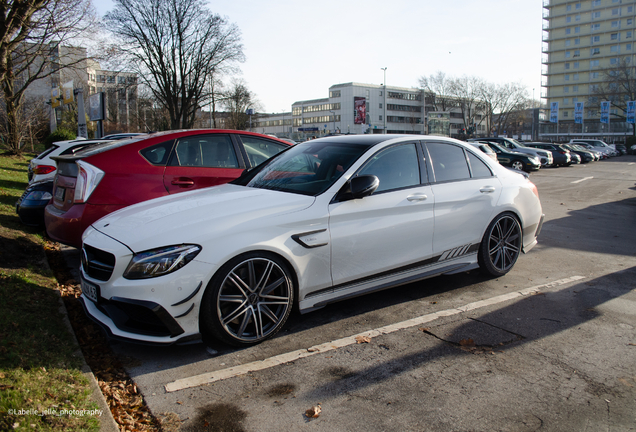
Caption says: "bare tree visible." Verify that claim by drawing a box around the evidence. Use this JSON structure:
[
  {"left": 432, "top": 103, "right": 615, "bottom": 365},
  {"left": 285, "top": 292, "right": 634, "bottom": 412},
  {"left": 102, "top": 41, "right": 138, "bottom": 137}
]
[
  {"left": 0, "top": 0, "right": 96, "bottom": 154},
  {"left": 419, "top": 71, "right": 455, "bottom": 112},
  {"left": 104, "top": 0, "right": 245, "bottom": 130},
  {"left": 222, "top": 80, "right": 260, "bottom": 130},
  {"left": 447, "top": 75, "right": 486, "bottom": 133},
  {"left": 590, "top": 58, "right": 636, "bottom": 135},
  {"left": 480, "top": 82, "right": 528, "bottom": 136}
]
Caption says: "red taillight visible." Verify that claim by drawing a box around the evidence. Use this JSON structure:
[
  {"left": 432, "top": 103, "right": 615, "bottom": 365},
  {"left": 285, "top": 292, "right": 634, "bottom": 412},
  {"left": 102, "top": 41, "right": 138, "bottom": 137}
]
[{"left": 33, "top": 165, "right": 56, "bottom": 175}]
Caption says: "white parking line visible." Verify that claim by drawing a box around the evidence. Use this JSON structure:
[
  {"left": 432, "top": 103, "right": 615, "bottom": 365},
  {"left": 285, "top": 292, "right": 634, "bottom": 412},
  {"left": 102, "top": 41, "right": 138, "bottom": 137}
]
[
  {"left": 571, "top": 176, "right": 594, "bottom": 184},
  {"left": 164, "top": 276, "right": 586, "bottom": 392}
]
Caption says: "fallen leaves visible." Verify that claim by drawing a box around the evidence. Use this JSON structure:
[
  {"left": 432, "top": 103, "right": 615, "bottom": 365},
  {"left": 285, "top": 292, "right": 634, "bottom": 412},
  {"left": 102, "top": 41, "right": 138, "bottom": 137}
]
[
  {"left": 305, "top": 404, "right": 322, "bottom": 419},
  {"left": 355, "top": 335, "right": 371, "bottom": 344}
]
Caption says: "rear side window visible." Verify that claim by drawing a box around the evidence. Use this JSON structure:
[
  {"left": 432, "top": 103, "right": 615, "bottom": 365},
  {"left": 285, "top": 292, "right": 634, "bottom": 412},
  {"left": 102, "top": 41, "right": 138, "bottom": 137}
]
[
  {"left": 240, "top": 136, "right": 288, "bottom": 167},
  {"left": 140, "top": 140, "right": 175, "bottom": 165},
  {"left": 427, "top": 143, "right": 471, "bottom": 183},
  {"left": 36, "top": 145, "right": 59, "bottom": 159},
  {"left": 467, "top": 151, "right": 492, "bottom": 178},
  {"left": 169, "top": 135, "right": 238, "bottom": 168}
]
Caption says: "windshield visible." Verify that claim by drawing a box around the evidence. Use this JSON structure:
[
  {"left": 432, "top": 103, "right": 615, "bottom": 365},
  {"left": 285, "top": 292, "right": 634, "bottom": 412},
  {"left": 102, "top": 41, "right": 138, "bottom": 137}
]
[{"left": 234, "top": 141, "right": 372, "bottom": 196}]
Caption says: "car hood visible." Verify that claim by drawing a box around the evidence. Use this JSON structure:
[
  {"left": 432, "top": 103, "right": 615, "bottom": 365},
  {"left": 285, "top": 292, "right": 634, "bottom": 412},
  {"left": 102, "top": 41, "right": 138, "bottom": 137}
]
[{"left": 90, "top": 184, "right": 316, "bottom": 252}]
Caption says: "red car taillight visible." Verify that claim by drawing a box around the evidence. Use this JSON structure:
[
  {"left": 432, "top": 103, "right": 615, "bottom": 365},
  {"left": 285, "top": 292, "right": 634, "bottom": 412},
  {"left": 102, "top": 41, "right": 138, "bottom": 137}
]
[
  {"left": 529, "top": 181, "right": 540, "bottom": 199},
  {"left": 33, "top": 165, "right": 56, "bottom": 175},
  {"left": 73, "top": 161, "right": 105, "bottom": 203}
]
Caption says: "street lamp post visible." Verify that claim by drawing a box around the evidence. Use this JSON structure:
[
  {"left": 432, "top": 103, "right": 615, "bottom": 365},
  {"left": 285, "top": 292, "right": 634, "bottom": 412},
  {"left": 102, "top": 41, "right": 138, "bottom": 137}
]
[
  {"left": 381, "top": 67, "right": 387, "bottom": 134},
  {"left": 329, "top": 110, "right": 336, "bottom": 133}
]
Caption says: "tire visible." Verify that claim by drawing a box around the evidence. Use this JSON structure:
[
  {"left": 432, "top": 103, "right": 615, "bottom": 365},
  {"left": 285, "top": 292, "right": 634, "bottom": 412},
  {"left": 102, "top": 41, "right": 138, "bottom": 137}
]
[
  {"left": 200, "top": 252, "right": 294, "bottom": 347},
  {"left": 510, "top": 160, "right": 524, "bottom": 171},
  {"left": 478, "top": 213, "right": 522, "bottom": 277}
]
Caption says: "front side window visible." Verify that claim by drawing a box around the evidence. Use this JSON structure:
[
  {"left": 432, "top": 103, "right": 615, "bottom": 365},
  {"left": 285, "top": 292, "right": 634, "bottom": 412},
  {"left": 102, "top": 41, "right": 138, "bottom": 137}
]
[
  {"left": 426, "top": 143, "right": 470, "bottom": 183},
  {"left": 169, "top": 135, "right": 238, "bottom": 168},
  {"left": 357, "top": 144, "right": 420, "bottom": 193}
]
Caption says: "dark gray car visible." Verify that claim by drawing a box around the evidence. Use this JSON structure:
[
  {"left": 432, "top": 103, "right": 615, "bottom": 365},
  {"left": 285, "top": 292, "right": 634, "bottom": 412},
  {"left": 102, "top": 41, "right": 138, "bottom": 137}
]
[{"left": 468, "top": 137, "right": 553, "bottom": 167}]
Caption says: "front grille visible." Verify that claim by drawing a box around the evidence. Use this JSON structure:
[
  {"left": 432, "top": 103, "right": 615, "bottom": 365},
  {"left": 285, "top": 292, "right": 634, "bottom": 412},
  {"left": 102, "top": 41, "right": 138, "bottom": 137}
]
[{"left": 82, "top": 244, "right": 116, "bottom": 281}]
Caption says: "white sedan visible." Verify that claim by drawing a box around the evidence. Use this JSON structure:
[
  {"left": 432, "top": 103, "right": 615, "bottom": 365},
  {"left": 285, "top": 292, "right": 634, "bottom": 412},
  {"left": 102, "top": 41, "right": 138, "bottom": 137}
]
[{"left": 80, "top": 135, "right": 544, "bottom": 346}]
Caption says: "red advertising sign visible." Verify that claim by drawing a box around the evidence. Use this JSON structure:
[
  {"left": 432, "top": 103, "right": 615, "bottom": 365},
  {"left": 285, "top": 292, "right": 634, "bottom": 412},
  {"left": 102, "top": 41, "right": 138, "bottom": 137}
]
[{"left": 354, "top": 97, "right": 366, "bottom": 124}]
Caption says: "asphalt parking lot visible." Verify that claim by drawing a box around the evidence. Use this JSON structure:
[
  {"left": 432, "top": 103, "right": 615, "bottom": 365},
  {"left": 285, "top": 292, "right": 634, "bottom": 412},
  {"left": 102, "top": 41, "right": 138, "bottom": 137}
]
[{"left": 76, "top": 156, "right": 636, "bottom": 431}]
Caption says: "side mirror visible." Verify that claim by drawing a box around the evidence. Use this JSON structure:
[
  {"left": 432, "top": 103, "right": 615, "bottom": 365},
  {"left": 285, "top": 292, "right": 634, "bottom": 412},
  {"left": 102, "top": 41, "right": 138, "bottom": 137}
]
[{"left": 335, "top": 175, "right": 379, "bottom": 202}]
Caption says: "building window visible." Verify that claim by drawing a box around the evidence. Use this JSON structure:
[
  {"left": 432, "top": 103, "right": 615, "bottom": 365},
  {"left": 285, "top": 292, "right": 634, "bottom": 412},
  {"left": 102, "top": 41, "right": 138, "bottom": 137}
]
[
  {"left": 576, "top": 3, "right": 581, "bottom": 9},
  {"left": 566, "top": 28, "right": 571, "bottom": 35},
  {"left": 592, "top": 0, "right": 600, "bottom": 5},
  {"left": 592, "top": 35, "right": 600, "bottom": 43},
  {"left": 575, "top": 26, "right": 580, "bottom": 33},
  {"left": 629, "top": 6, "right": 634, "bottom": 12},
  {"left": 566, "top": 51, "right": 571, "bottom": 58},
  {"left": 611, "top": 45, "right": 620, "bottom": 52},
  {"left": 567, "top": 16, "right": 572, "bottom": 23},
  {"left": 612, "top": 8, "right": 620, "bottom": 15},
  {"left": 575, "top": 14, "right": 581, "bottom": 21},
  {"left": 573, "top": 97, "right": 578, "bottom": 103},
  {"left": 567, "top": 4, "right": 572, "bottom": 11},
  {"left": 627, "top": 43, "right": 632, "bottom": 50},
  {"left": 329, "top": 90, "right": 341, "bottom": 98},
  {"left": 379, "top": 103, "right": 382, "bottom": 108},
  {"left": 610, "top": 57, "right": 619, "bottom": 64},
  {"left": 564, "top": 98, "right": 569, "bottom": 104},
  {"left": 575, "top": 38, "right": 580, "bottom": 45},
  {"left": 591, "top": 60, "right": 600, "bottom": 67},
  {"left": 574, "top": 62, "right": 580, "bottom": 69},
  {"left": 590, "top": 85, "right": 599, "bottom": 92},
  {"left": 565, "top": 74, "right": 570, "bottom": 81},
  {"left": 592, "top": 24, "right": 600, "bottom": 31},
  {"left": 574, "top": 50, "right": 580, "bottom": 57},
  {"left": 612, "top": 21, "right": 619, "bottom": 28},
  {"left": 628, "top": 31, "right": 633, "bottom": 38},
  {"left": 593, "top": 11, "right": 601, "bottom": 18},
  {"left": 573, "top": 73, "right": 579, "bottom": 80},
  {"left": 591, "top": 47, "right": 600, "bottom": 55},
  {"left": 628, "top": 19, "right": 633, "bottom": 25},
  {"left": 563, "top": 111, "right": 569, "bottom": 118},
  {"left": 564, "top": 86, "right": 570, "bottom": 93},
  {"left": 573, "top": 85, "right": 579, "bottom": 92},
  {"left": 591, "top": 71, "right": 599, "bottom": 78},
  {"left": 566, "top": 39, "right": 571, "bottom": 46},
  {"left": 565, "top": 62, "right": 571, "bottom": 69},
  {"left": 611, "top": 33, "right": 618, "bottom": 40}
]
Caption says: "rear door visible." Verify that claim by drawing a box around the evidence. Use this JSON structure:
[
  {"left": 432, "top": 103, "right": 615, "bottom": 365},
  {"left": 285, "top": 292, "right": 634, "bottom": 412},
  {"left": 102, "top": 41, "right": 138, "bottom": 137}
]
[{"left": 163, "top": 134, "right": 245, "bottom": 193}]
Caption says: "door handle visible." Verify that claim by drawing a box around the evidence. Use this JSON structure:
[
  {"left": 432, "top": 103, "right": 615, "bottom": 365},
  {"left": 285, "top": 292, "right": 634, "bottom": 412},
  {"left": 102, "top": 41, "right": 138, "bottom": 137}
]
[
  {"left": 480, "top": 186, "right": 496, "bottom": 193},
  {"left": 407, "top": 194, "right": 428, "bottom": 202},
  {"left": 171, "top": 178, "right": 195, "bottom": 186}
]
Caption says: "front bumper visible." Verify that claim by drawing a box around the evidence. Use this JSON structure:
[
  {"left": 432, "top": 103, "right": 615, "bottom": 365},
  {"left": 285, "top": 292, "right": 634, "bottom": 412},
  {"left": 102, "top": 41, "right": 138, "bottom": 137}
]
[{"left": 79, "top": 229, "right": 213, "bottom": 344}]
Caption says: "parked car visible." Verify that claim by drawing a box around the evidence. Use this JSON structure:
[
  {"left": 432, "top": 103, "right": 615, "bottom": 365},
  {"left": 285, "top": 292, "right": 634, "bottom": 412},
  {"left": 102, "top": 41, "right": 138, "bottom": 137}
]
[
  {"left": 574, "top": 143, "right": 604, "bottom": 160},
  {"left": 465, "top": 141, "right": 499, "bottom": 162},
  {"left": 15, "top": 180, "right": 54, "bottom": 227},
  {"left": 484, "top": 142, "right": 541, "bottom": 172},
  {"left": 524, "top": 142, "right": 572, "bottom": 167},
  {"left": 468, "top": 137, "right": 553, "bottom": 167},
  {"left": 101, "top": 133, "right": 147, "bottom": 140},
  {"left": 615, "top": 144, "right": 627, "bottom": 156},
  {"left": 28, "top": 138, "right": 96, "bottom": 184},
  {"left": 79, "top": 134, "right": 544, "bottom": 346},
  {"left": 562, "top": 144, "right": 595, "bottom": 163},
  {"left": 569, "top": 139, "right": 615, "bottom": 157},
  {"left": 44, "top": 130, "right": 292, "bottom": 248}
]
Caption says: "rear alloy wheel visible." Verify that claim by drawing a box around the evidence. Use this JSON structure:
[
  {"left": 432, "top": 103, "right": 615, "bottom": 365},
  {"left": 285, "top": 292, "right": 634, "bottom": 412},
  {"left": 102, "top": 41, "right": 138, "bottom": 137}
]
[
  {"left": 478, "top": 213, "right": 522, "bottom": 277},
  {"left": 511, "top": 160, "right": 525, "bottom": 171},
  {"left": 201, "top": 252, "right": 294, "bottom": 347}
]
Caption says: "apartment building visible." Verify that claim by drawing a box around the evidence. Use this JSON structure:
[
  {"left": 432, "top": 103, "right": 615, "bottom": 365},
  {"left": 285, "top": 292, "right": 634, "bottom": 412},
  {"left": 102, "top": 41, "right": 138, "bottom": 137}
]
[{"left": 541, "top": 0, "right": 636, "bottom": 140}]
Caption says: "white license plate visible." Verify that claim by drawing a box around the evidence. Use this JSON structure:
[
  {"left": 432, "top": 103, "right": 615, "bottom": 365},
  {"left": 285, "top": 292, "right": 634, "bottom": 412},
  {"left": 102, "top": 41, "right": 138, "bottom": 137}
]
[
  {"left": 54, "top": 186, "right": 65, "bottom": 201},
  {"left": 81, "top": 278, "right": 99, "bottom": 303}
]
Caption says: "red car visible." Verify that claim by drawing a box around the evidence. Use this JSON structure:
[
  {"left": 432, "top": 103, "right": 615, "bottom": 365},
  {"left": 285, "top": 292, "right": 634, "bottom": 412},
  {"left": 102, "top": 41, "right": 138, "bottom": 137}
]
[{"left": 44, "top": 129, "right": 291, "bottom": 248}]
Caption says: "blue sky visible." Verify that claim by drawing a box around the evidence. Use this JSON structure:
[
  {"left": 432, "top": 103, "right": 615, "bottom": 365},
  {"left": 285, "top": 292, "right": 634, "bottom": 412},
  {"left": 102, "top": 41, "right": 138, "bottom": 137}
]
[{"left": 94, "top": 0, "right": 544, "bottom": 113}]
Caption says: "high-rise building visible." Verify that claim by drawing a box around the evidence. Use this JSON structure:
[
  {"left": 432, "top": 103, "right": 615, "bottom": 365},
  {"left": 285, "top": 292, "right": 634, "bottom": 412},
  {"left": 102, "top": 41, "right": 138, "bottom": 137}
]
[{"left": 541, "top": 0, "right": 636, "bottom": 141}]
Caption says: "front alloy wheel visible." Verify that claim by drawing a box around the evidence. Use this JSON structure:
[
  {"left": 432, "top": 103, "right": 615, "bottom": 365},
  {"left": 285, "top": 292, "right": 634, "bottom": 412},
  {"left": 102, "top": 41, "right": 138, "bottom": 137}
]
[
  {"left": 478, "top": 213, "right": 522, "bottom": 277},
  {"left": 511, "top": 160, "right": 525, "bottom": 171},
  {"left": 201, "top": 253, "right": 294, "bottom": 346}
]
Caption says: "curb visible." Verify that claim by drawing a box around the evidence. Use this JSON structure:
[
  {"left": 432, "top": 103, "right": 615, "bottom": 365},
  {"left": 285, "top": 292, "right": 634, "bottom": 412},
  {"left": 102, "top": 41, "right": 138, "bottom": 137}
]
[{"left": 46, "top": 244, "right": 120, "bottom": 432}]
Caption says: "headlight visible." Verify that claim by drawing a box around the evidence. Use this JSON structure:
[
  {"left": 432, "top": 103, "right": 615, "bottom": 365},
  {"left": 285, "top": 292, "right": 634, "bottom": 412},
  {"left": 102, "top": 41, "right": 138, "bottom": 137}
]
[
  {"left": 24, "top": 190, "right": 53, "bottom": 201},
  {"left": 123, "top": 244, "right": 202, "bottom": 279}
]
